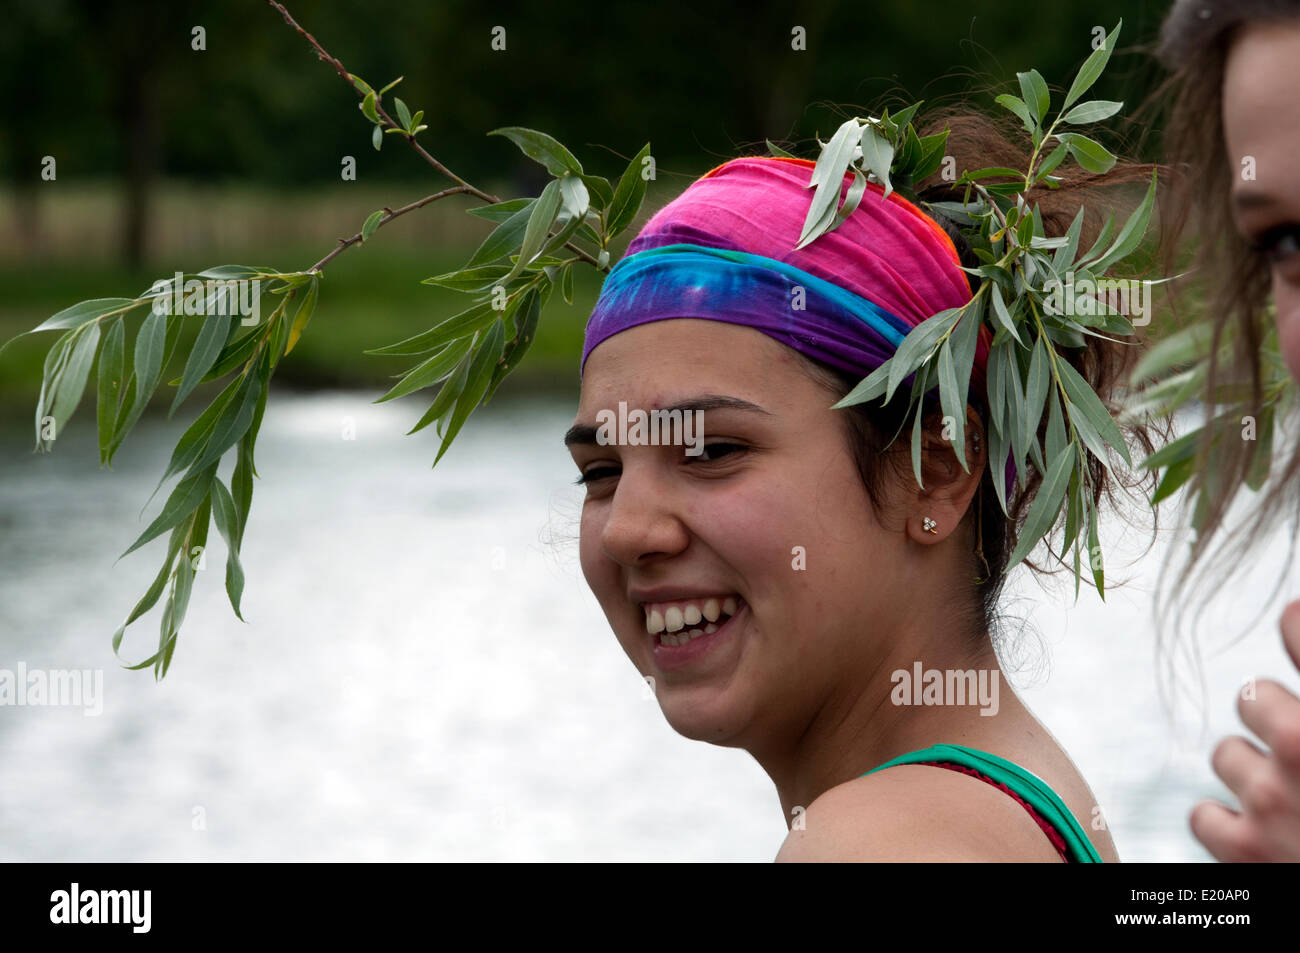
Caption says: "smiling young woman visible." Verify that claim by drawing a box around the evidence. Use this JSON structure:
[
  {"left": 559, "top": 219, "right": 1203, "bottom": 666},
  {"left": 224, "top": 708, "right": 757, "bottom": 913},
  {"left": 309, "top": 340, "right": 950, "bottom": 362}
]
[
  {"left": 1154, "top": 0, "right": 1300, "bottom": 863},
  {"left": 565, "top": 117, "right": 1160, "bottom": 861}
]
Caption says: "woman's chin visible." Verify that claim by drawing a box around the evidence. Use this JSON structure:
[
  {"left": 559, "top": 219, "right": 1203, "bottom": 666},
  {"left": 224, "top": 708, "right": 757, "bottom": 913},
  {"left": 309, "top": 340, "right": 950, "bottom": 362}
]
[{"left": 656, "top": 689, "right": 753, "bottom": 745}]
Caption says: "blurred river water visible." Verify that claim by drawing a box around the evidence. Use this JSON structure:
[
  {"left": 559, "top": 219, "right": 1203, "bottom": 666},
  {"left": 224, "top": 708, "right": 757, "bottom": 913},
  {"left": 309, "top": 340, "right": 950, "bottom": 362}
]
[{"left": 1, "top": 391, "right": 1296, "bottom": 861}]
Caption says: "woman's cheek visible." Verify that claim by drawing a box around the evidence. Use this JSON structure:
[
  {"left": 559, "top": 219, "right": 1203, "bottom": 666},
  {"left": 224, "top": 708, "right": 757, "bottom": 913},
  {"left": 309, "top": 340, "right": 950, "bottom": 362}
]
[{"left": 578, "top": 507, "right": 615, "bottom": 602}]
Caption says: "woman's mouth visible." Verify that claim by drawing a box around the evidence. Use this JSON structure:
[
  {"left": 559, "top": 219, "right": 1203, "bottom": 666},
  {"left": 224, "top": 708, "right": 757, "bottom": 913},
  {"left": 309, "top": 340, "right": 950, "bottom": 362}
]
[
  {"left": 637, "top": 594, "right": 747, "bottom": 670},
  {"left": 643, "top": 594, "right": 742, "bottom": 646}
]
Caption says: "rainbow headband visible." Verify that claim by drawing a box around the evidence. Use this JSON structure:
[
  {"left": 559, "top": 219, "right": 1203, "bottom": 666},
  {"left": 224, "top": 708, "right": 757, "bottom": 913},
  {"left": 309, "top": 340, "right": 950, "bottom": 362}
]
[{"left": 581, "top": 155, "right": 992, "bottom": 394}]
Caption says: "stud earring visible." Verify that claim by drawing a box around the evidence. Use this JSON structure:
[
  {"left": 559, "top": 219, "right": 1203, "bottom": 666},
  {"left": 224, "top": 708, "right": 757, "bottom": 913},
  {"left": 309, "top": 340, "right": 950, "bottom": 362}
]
[{"left": 922, "top": 516, "right": 938, "bottom": 534}]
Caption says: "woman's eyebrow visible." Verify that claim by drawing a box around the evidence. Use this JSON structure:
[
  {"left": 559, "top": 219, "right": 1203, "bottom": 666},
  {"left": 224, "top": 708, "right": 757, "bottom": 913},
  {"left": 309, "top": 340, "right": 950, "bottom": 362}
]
[
  {"left": 563, "top": 394, "right": 772, "bottom": 446},
  {"left": 1234, "top": 187, "right": 1278, "bottom": 212}
]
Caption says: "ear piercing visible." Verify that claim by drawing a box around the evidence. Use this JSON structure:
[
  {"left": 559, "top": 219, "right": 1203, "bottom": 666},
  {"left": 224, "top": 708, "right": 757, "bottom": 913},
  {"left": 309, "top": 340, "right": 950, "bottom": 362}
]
[{"left": 922, "top": 516, "right": 938, "bottom": 534}]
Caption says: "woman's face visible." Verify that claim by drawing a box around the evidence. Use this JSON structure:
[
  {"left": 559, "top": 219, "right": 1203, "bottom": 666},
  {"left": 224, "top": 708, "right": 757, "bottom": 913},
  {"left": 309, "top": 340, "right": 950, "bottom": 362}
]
[
  {"left": 568, "top": 319, "right": 915, "bottom": 747},
  {"left": 1223, "top": 19, "right": 1300, "bottom": 380}
]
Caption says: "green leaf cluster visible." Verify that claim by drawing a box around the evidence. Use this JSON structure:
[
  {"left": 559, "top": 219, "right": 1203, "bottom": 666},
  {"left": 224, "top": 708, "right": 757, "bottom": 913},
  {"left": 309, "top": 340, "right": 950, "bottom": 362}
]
[
  {"left": 364, "top": 130, "right": 652, "bottom": 466},
  {"left": 0, "top": 107, "right": 653, "bottom": 678},
  {"left": 803, "top": 21, "right": 1163, "bottom": 600},
  {"left": 350, "top": 73, "right": 426, "bottom": 151},
  {"left": 3, "top": 266, "right": 314, "bottom": 676}
]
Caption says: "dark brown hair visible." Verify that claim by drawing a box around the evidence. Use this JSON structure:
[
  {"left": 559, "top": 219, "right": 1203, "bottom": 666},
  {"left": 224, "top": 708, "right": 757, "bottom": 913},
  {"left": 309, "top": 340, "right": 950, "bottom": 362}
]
[
  {"left": 1149, "top": 0, "right": 1300, "bottom": 705},
  {"left": 783, "top": 106, "right": 1169, "bottom": 652}
]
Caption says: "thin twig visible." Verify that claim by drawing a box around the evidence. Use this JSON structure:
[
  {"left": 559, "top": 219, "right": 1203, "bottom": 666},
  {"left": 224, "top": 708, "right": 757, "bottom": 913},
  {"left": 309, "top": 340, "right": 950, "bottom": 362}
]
[
  {"left": 308, "top": 186, "right": 473, "bottom": 272},
  {"left": 266, "top": 0, "right": 602, "bottom": 271}
]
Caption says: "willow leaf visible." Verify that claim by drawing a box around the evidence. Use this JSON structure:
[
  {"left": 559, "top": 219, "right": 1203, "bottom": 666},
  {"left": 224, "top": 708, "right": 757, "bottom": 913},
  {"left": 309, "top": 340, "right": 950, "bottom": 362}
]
[
  {"left": 607, "top": 142, "right": 652, "bottom": 237},
  {"left": 421, "top": 264, "right": 513, "bottom": 293},
  {"left": 487, "top": 126, "right": 583, "bottom": 177},
  {"left": 365, "top": 299, "right": 496, "bottom": 357},
  {"left": 486, "top": 285, "right": 543, "bottom": 403},
  {"left": 1017, "top": 70, "right": 1050, "bottom": 124},
  {"left": 832, "top": 168, "right": 869, "bottom": 229},
  {"left": 796, "top": 118, "right": 861, "bottom": 248},
  {"left": 375, "top": 336, "right": 474, "bottom": 404},
  {"left": 185, "top": 371, "right": 263, "bottom": 477},
  {"left": 433, "top": 319, "right": 507, "bottom": 466},
  {"left": 1063, "top": 21, "right": 1121, "bottom": 111},
  {"left": 1084, "top": 170, "right": 1158, "bottom": 273},
  {"left": 27, "top": 297, "right": 135, "bottom": 336},
  {"left": 1056, "top": 356, "right": 1132, "bottom": 466},
  {"left": 112, "top": 521, "right": 188, "bottom": 661},
  {"left": 502, "top": 178, "right": 562, "bottom": 284},
  {"left": 910, "top": 397, "right": 926, "bottom": 490},
  {"left": 579, "top": 174, "right": 612, "bottom": 211},
  {"left": 1022, "top": 336, "right": 1050, "bottom": 471},
  {"left": 408, "top": 349, "right": 473, "bottom": 436},
  {"left": 465, "top": 201, "right": 534, "bottom": 269},
  {"left": 858, "top": 123, "right": 895, "bottom": 199},
  {"left": 209, "top": 475, "right": 247, "bottom": 622},
  {"left": 152, "top": 372, "right": 245, "bottom": 498},
  {"left": 1006, "top": 444, "right": 1074, "bottom": 570},
  {"left": 284, "top": 281, "right": 319, "bottom": 357},
  {"left": 170, "top": 310, "right": 233, "bottom": 417},
  {"left": 46, "top": 322, "right": 102, "bottom": 446},
  {"left": 97, "top": 317, "right": 126, "bottom": 464},
  {"left": 886, "top": 307, "right": 959, "bottom": 403},
  {"left": 1087, "top": 499, "right": 1105, "bottom": 598},
  {"left": 120, "top": 462, "right": 219, "bottom": 559},
  {"left": 832, "top": 362, "right": 890, "bottom": 409},
  {"left": 468, "top": 198, "right": 533, "bottom": 223},
  {"left": 116, "top": 309, "right": 169, "bottom": 444},
  {"left": 1062, "top": 100, "right": 1123, "bottom": 125},
  {"left": 990, "top": 285, "right": 1024, "bottom": 346},
  {"left": 558, "top": 172, "right": 589, "bottom": 220}
]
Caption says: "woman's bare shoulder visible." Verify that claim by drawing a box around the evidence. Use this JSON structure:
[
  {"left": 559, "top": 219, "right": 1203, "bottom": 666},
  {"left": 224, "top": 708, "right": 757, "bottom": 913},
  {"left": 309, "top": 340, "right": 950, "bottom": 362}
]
[{"left": 775, "top": 763, "right": 1066, "bottom": 862}]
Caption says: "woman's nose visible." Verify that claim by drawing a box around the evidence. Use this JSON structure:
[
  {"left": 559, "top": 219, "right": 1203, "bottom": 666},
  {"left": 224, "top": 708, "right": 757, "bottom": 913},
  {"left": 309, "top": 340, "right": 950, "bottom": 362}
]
[{"left": 599, "top": 462, "right": 690, "bottom": 566}]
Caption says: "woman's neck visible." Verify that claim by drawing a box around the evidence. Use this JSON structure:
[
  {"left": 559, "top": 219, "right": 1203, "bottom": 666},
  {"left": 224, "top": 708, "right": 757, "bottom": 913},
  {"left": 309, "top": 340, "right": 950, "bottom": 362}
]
[{"left": 750, "top": 626, "right": 1017, "bottom": 828}]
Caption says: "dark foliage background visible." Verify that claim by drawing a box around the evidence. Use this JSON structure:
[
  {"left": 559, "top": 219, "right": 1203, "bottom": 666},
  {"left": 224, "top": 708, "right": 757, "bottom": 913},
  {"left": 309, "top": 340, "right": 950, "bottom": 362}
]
[{"left": 0, "top": 0, "right": 1169, "bottom": 417}]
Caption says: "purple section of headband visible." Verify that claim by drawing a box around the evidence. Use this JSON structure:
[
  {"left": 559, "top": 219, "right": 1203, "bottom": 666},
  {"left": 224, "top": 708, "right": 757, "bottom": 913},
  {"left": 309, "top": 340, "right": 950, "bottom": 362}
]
[{"left": 627, "top": 222, "right": 747, "bottom": 256}]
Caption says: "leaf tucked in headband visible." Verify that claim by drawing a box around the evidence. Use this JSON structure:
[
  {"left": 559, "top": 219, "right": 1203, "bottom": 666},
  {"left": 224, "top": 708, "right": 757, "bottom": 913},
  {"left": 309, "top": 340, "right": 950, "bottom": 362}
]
[{"left": 783, "top": 19, "right": 1165, "bottom": 601}]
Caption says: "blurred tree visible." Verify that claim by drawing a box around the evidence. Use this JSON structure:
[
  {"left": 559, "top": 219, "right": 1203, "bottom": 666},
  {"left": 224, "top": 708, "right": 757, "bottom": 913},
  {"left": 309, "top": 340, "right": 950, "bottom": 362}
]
[{"left": 0, "top": 0, "right": 1169, "bottom": 265}]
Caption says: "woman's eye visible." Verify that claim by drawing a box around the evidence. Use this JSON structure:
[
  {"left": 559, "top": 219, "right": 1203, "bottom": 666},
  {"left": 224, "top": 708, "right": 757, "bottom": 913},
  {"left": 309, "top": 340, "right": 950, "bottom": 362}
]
[
  {"left": 692, "top": 442, "right": 747, "bottom": 463},
  {"left": 574, "top": 466, "right": 619, "bottom": 485},
  {"left": 1252, "top": 224, "right": 1300, "bottom": 265},
  {"left": 574, "top": 439, "right": 748, "bottom": 478},
  {"left": 573, "top": 443, "right": 748, "bottom": 485}
]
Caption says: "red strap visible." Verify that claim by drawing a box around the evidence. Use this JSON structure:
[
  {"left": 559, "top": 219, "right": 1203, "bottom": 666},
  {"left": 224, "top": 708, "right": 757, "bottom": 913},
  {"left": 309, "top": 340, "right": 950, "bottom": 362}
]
[{"left": 920, "top": 760, "right": 1070, "bottom": 862}]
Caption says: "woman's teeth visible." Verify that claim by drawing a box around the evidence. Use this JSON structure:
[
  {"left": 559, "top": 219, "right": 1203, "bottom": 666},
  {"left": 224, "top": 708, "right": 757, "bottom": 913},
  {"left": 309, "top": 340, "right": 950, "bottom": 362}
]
[
  {"left": 643, "top": 595, "right": 741, "bottom": 645},
  {"left": 660, "top": 624, "right": 718, "bottom": 647}
]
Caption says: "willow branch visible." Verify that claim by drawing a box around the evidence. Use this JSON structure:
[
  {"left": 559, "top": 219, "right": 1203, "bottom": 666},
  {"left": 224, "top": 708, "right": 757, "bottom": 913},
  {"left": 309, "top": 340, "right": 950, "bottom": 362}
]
[
  {"left": 266, "top": 0, "right": 602, "bottom": 272},
  {"left": 308, "top": 186, "right": 473, "bottom": 272}
]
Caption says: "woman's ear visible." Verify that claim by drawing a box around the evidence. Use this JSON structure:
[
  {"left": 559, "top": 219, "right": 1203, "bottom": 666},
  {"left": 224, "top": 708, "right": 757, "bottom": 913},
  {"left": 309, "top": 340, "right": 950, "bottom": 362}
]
[{"left": 906, "top": 405, "right": 986, "bottom": 545}]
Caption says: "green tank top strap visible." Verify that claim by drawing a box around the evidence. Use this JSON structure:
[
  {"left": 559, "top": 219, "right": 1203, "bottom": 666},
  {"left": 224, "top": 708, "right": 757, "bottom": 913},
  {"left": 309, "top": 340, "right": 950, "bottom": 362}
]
[{"left": 861, "top": 742, "right": 1103, "bottom": 863}]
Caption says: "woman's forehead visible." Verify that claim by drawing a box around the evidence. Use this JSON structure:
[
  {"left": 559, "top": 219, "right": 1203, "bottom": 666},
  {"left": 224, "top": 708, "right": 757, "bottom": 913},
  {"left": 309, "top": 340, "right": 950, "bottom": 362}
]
[
  {"left": 576, "top": 320, "right": 809, "bottom": 414},
  {"left": 1223, "top": 22, "right": 1300, "bottom": 217},
  {"left": 581, "top": 319, "right": 797, "bottom": 381},
  {"left": 1223, "top": 22, "right": 1300, "bottom": 140}
]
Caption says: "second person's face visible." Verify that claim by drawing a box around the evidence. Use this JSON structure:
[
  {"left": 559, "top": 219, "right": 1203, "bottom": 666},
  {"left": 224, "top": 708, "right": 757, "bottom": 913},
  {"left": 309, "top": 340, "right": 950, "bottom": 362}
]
[{"left": 1223, "top": 19, "right": 1300, "bottom": 380}]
